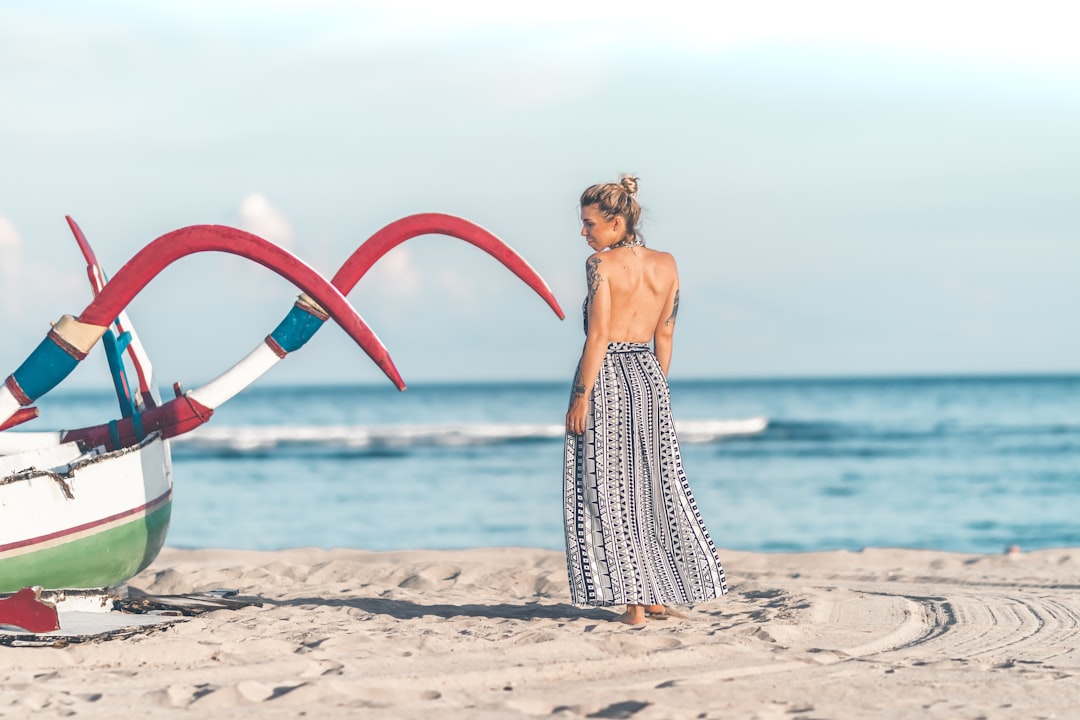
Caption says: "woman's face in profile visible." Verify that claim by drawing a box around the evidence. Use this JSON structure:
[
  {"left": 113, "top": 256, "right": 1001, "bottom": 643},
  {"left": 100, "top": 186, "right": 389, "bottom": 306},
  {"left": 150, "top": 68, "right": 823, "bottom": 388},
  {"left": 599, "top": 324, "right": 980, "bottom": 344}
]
[{"left": 580, "top": 205, "right": 620, "bottom": 252}]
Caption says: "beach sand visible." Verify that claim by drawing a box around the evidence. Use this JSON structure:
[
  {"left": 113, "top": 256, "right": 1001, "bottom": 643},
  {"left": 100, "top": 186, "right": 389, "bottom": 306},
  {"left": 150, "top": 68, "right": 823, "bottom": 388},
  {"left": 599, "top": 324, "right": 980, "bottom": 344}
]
[{"left": 2, "top": 546, "right": 1077, "bottom": 719}]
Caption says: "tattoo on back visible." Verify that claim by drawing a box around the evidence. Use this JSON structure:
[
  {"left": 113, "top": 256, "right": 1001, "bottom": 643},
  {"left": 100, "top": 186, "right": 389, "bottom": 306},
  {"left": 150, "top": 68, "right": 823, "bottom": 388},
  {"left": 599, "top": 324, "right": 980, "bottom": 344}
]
[
  {"left": 665, "top": 289, "right": 680, "bottom": 326},
  {"left": 586, "top": 256, "right": 602, "bottom": 299}
]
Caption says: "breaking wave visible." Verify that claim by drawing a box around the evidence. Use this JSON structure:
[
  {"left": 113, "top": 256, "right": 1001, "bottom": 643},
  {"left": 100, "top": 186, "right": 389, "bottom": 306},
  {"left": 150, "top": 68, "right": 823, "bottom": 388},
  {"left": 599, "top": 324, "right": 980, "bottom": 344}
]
[{"left": 170, "top": 417, "right": 769, "bottom": 457}]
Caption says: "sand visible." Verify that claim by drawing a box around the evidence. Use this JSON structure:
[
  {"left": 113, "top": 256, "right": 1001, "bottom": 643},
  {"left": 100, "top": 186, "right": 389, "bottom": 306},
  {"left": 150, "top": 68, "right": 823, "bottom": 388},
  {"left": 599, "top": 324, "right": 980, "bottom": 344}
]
[{"left": 1, "top": 546, "right": 1077, "bottom": 719}]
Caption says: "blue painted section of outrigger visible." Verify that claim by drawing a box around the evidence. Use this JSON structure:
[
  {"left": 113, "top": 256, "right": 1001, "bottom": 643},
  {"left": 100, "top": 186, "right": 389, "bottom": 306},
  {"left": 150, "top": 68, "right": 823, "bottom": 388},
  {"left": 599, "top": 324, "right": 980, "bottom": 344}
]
[
  {"left": 268, "top": 304, "right": 327, "bottom": 354},
  {"left": 9, "top": 319, "right": 142, "bottom": 424},
  {"left": 10, "top": 337, "right": 81, "bottom": 402},
  {"left": 108, "top": 419, "right": 122, "bottom": 450},
  {"left": 101, "top": 326, "right": 138, "bottom": 419},
  {"left": 89, "top": 250, "right": 143, "bottom": 419}
]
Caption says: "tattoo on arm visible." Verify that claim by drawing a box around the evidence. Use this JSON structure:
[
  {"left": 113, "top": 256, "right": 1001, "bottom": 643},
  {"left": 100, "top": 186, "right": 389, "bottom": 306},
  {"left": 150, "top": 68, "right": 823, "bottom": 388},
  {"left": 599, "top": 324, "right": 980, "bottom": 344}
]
[
  {"left": 586, "top": 256, "right": 602, "bottom": 299},
  {"left": 665, "top": 289, "right": 680, "bottom": 326},
  {"left": 570, "top": 378, "right": 587, "bottom": 409}
]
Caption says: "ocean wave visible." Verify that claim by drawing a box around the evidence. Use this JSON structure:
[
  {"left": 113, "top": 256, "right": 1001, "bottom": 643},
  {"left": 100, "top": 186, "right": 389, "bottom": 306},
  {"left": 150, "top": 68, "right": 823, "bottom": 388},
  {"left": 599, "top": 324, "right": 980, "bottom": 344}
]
[
  {"left": 758, "top": 419, "right": 1080, "bottom": 442},
  {"left": 169, "top": 417, "right": 769, "bottom": 456}
]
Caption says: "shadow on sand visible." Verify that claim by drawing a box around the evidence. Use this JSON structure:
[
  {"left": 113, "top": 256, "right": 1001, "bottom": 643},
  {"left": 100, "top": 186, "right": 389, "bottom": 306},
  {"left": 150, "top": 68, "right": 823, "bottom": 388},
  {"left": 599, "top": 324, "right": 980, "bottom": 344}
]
[{"left": 267, "top": 596, "right": 616, "bottom": 622}]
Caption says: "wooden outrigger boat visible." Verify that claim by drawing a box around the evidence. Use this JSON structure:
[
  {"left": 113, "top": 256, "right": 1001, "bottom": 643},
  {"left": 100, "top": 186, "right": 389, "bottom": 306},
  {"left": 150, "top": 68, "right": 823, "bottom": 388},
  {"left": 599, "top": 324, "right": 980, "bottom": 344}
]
[
  {"left": 0, "top": 214, "right": 562, "bottom": 630},
  {"left": 0, "top": 220, "right": 405, "bottom": 598}
]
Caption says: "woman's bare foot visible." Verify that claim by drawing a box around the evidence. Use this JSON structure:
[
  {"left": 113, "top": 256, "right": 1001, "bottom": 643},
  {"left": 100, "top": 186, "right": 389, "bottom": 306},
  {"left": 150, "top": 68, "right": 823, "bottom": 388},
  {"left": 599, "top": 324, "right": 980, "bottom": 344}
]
[
  {"left": 645, "top": 604, "right": 672, "bottom": 620},
  {"left": 618, "top": 604, "right": 647, "bottom": 625}
]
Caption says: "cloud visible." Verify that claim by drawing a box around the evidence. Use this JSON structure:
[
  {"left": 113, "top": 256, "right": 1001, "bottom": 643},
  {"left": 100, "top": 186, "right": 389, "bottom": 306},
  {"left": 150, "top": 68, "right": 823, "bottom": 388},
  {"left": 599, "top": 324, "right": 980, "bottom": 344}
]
[
  {"left": 238, "top": 193, "right": 293, "bottom": 248},
  {"left": 0, "top": 217, "right": 25, "bottom": 314},
  {"left": 372, "top": 246, "right": 422, "bottom": 298},
  {"left": 436, "top": 268, "right": 475, "bottom": 303},
  {"left": 0, "top": 216, "right": 84, "bottom": 320},
  {"left": 0, "top": 216, "right": 20, "bottom": 250}
]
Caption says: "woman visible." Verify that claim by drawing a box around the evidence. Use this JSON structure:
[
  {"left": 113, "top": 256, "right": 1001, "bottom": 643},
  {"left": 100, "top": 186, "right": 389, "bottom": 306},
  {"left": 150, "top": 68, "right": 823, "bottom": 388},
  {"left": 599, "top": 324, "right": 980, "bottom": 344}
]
[{"left": 564, "top": 175, "right": 728, "bottom": 625}]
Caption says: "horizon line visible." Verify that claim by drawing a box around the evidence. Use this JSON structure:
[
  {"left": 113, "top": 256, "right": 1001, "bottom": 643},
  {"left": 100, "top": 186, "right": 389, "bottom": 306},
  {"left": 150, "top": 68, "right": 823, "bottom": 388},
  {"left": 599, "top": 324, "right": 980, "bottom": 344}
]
[{"left": 41, "top": 369, "right": 1080, "bottom": 394}]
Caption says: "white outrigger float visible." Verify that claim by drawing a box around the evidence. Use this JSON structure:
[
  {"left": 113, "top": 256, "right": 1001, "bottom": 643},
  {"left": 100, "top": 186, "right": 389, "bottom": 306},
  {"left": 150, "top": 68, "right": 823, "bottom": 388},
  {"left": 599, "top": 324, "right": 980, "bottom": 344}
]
[{"left": 0, "top": 214, "right": 562, "bottom": 632}]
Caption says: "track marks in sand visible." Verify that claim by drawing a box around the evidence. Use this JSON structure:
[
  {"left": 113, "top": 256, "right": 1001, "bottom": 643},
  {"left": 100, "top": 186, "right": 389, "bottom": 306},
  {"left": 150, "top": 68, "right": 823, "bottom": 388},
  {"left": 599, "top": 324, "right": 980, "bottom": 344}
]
[
  {"left": 724, "top": 579, "right": 1080, "bottom": 688},
  {"left": 7, "top": 548, "right": 1075, "bottom": 719},
  {"left": 892, "top": 588, "right": 1080, "bottom": 670},
  {"left": 728, "top": 557, "right": 1080, "bottom": 672}
]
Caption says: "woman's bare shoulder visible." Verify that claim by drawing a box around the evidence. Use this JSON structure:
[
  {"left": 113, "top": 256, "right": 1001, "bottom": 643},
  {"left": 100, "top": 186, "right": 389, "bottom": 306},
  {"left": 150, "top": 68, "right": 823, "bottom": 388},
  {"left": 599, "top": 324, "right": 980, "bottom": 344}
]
[
  {"left": 584, "top": 251, "right": 606, "bottom": 272},
  {"left": 645, "top": 248, "right": 678, "bottom": 271}
]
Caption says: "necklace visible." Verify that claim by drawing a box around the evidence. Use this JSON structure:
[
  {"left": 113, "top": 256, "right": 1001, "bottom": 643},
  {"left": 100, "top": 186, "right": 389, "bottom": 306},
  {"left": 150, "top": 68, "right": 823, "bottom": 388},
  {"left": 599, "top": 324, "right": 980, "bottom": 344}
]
[{"left": 610, "top": 235, "right": 644, "bottom": 249}]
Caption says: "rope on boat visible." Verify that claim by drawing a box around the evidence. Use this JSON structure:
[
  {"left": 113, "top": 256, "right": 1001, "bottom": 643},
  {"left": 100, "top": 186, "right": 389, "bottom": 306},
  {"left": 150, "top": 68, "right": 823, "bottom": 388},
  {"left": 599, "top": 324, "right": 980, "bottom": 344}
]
[{"left": 0, "top": 433, "right": 163, "bottom": 500}]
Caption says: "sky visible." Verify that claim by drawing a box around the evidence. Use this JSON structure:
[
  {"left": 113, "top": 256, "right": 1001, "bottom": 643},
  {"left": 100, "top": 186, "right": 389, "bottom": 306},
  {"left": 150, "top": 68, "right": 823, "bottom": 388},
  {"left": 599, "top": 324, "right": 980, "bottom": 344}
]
[{"left": 1, "top": 0, "right": 1078, "bottom": 391}]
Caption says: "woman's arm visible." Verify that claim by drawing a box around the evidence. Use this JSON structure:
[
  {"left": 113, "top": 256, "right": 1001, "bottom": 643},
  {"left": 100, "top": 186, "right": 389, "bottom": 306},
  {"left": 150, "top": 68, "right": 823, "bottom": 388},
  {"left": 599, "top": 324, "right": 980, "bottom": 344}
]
[
  {"left": 566, "top": 254, "right": 611, "bottom": 435},
  {"left": 653, "top": 260, "right": 680, "bottom": 376}
]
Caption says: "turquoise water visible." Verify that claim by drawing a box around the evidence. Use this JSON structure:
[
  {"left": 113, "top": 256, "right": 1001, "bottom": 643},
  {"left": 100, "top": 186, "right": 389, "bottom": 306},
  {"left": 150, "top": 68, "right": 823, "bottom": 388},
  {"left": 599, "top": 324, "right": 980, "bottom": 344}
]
[{"left": 28, "top": 375, "right": 1080, "bottom": 554}]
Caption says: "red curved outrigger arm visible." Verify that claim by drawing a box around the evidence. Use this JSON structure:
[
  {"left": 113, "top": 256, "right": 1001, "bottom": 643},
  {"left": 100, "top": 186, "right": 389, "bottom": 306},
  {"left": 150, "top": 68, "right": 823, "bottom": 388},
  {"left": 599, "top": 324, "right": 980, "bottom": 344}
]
[
  {"left": 332, "top": 213, "right": 564, "bottom": 316},
  {"left": 58, "top": 215, "right": 563, "bottom": 451},
  {"left": 3, "top": 224, "right": 405, "bottom": 430},
  {"left": 78, "top": 225, "right": 403, "bottom": 388}
]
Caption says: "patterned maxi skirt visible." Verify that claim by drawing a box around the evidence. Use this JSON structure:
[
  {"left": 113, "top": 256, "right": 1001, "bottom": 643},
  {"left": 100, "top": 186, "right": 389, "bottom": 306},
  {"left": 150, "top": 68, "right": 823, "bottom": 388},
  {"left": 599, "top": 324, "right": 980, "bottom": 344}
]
[{"left": 564, "top": 342, "right": 728, "bottom": 607}]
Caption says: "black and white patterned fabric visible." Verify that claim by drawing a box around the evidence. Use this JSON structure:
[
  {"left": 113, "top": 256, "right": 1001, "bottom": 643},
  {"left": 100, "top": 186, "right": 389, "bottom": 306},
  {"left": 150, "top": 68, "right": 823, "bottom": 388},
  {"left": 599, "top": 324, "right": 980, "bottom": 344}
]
[{"left": 564, "top": 341, "right": 728, "bottom": 607}]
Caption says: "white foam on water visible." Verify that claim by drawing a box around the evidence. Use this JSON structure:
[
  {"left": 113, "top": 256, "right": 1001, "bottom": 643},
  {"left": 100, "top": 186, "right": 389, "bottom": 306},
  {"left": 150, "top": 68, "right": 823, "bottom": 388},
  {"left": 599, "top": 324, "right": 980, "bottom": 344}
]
[{"left": 171, "top": 417, "right": 769, "bottom": 452}]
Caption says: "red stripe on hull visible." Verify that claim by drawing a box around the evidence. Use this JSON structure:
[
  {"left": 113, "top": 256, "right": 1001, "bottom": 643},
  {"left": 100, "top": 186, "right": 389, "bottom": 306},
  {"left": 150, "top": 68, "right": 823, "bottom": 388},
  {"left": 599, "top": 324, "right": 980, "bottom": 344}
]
[{"left": 0, "top": 488, "right": 173, "bottom": 555}]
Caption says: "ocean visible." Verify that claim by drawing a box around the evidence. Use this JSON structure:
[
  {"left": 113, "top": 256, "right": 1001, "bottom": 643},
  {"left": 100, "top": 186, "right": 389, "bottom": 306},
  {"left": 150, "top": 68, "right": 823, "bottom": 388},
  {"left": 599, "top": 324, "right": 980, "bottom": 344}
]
[{"left": 27, "top": 375, "right": 1080, "bottom": 555}]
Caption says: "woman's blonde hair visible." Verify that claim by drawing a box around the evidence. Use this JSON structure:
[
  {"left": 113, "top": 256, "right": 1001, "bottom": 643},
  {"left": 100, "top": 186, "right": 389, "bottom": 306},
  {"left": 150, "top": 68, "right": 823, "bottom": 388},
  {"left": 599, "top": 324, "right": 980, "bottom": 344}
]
[{"left": 580, "top": 174, "right": 643, "bottom": 245}]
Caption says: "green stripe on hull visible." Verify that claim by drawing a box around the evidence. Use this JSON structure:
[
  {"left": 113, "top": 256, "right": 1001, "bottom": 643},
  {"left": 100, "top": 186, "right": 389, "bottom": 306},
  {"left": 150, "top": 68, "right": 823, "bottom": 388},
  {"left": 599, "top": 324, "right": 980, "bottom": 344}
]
[{"left": 0, "top": 500, "right": 172, "bottom": 593}]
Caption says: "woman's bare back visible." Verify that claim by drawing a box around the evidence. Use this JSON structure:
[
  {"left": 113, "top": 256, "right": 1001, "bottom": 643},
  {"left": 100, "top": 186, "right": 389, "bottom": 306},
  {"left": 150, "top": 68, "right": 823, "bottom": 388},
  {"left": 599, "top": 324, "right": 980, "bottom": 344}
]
[{"left": 592, "top": 246, "right": 679, "bottom": 344}]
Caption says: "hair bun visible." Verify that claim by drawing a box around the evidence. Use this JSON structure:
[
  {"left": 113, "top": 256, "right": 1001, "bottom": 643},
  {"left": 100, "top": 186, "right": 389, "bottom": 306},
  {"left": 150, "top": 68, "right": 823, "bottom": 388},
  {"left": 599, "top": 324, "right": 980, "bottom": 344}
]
[{"left": 618, "top": 174, "right": 639, "bottom": 196}]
